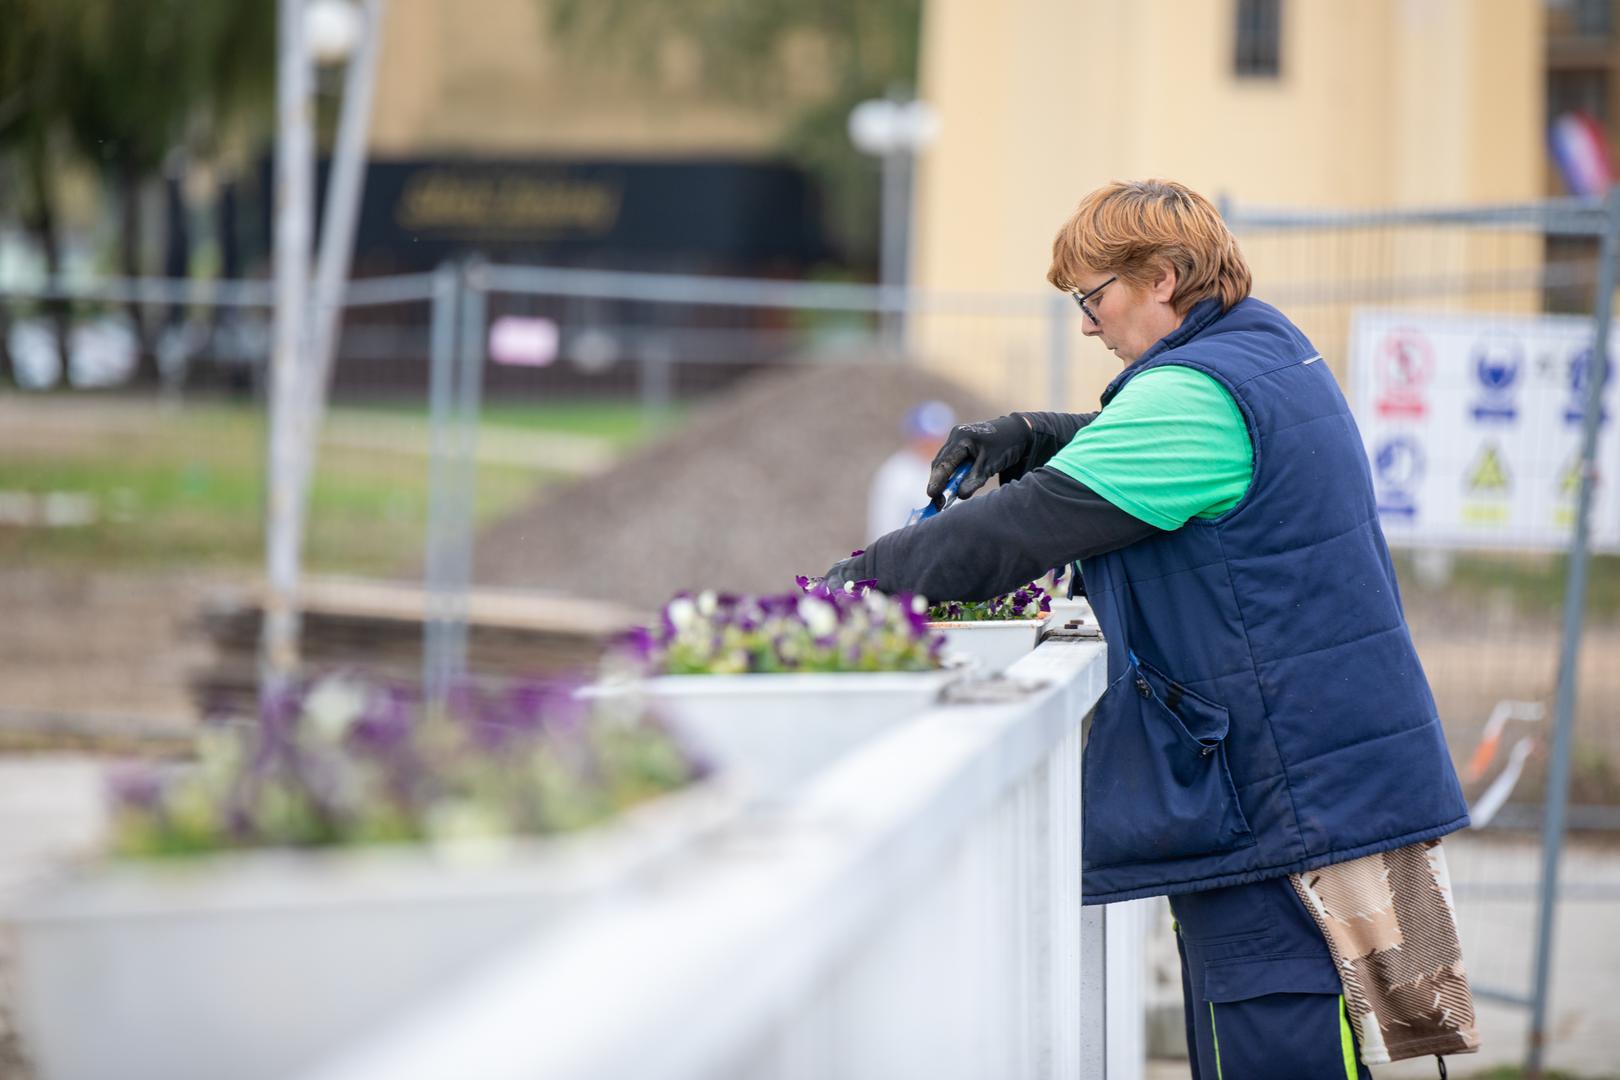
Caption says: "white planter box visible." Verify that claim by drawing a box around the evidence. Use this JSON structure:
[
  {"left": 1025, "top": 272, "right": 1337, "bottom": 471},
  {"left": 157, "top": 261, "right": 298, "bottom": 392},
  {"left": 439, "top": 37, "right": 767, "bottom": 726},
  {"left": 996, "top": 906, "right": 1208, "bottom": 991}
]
[
  {"left": 1045, "top": 595, "right": 1094, "bottom": 624},
  {"left": 930, "top": 619, "right": 1047, "bottom": 675},
  {"left": 584, "top": 669, "right": 959, "bottom": 799},
  {"left": 7, "top": 780, "right": 738, "bottom": 1080}
]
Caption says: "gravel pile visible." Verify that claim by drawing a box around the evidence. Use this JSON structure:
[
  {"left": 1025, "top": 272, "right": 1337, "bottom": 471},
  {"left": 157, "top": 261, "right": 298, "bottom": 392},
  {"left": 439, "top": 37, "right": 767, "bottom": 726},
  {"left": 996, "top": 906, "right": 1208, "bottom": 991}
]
[{"left": 472, "top": 360, "right": 998, "bottom": 611}]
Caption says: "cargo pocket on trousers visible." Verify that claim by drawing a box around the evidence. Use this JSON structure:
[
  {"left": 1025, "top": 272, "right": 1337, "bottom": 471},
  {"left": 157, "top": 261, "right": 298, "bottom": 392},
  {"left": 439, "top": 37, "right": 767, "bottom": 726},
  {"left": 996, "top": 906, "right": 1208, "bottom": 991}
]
[
  {"left": 1198, "top": 957, "right": 1364, "bottom": 1080},
  {"left": 1202, "top": 955, "right": 1348, "bottom": 1003},
  {"left": 1082, "top": 653, "right": 1255, "bottom": 869}
]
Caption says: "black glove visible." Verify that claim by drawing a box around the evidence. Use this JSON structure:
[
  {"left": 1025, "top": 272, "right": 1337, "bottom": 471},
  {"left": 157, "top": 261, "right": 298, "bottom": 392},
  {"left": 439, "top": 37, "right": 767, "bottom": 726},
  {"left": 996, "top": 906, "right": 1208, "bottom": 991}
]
[
  {"left": 926, "top": 414, "right": 1032, "bottom": 505},
  {"left": 824, "top": 549, "right": 877, "bottom": 594}
]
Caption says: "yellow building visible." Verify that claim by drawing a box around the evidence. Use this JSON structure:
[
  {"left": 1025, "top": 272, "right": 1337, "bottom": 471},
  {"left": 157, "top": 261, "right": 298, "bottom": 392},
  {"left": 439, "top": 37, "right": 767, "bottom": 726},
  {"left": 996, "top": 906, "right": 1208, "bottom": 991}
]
[
  {"left": 911, "top": 0, "right": 1554, "bottom": 408},
  {"left": 370, "top": 0, "right": 808, "bottom": 157},
  {"left": 360, "top": 0, "right": 1620, "bottom": 407}
]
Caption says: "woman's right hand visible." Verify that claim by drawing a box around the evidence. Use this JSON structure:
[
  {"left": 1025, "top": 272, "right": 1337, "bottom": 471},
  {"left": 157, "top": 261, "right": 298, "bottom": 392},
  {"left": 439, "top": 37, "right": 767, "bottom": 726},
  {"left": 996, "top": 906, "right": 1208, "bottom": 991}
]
[{"left": 925, "top": 414, "right": 1033, "bottom": 505}]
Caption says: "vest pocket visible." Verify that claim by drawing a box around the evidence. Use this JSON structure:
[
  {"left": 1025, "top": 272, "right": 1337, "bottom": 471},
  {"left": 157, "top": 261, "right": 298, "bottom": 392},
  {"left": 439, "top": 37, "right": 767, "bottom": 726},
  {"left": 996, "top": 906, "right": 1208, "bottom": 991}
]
[{"left": 1082, "top": 655, "right": 1255, "bottom": 869}]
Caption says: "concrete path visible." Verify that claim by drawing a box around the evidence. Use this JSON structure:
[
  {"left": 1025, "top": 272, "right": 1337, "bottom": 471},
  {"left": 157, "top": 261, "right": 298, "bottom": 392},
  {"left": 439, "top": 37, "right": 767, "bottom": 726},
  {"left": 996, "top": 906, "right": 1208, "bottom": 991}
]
[
  {"left": 1143, "top": 830, "right": 1620, "bottom": 1079},
  {"left": 0, "top": 756, "right": 108, "bottom": 1080}
]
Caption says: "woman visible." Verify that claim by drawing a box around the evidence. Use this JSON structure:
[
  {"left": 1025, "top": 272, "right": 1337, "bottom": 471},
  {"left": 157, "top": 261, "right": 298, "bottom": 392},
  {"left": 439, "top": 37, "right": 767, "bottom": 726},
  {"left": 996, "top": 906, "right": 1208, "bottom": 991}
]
[{"left": 827, "top": 180, "right": 1478, "bottom": 1079}]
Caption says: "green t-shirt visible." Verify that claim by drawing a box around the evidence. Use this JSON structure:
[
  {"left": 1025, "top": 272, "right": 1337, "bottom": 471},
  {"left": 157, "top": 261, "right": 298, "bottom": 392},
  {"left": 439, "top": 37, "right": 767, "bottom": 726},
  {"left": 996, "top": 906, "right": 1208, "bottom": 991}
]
[{"left": 1045, "top": 366, "right": 1254, "bottom": 530}]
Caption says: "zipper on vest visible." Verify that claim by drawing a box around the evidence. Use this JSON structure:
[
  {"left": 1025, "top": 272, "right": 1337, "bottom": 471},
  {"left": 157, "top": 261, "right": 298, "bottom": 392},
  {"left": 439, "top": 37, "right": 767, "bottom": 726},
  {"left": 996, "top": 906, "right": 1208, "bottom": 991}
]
[{"left": 1128, "top": 650, "right": 1150, "bottom": 697}]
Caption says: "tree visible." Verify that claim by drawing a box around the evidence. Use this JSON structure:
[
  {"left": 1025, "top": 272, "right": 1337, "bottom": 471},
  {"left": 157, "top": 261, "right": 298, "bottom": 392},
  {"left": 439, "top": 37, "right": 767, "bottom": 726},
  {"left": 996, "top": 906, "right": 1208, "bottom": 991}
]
[
  {"left": 0, "top": 0, "right": 274, "bottom": 388},
  {"left": 49, "top": 1, "right": 230, "bottom": 380},
  {"left": 545, "top": 0, "right": 923, "bottom": 272},
  {"left": 16, "top": 1, "right": 273, "bottom": 384},
  {"left": 0, "top": 0, "right": 70, "bottom": 386}
]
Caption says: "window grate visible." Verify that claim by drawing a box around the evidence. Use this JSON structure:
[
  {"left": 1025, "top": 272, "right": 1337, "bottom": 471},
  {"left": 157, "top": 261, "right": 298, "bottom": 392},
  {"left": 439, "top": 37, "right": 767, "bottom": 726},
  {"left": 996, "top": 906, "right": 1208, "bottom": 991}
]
[{"left": 1234, "top": 0, "right": 1282, "bottom": 79}]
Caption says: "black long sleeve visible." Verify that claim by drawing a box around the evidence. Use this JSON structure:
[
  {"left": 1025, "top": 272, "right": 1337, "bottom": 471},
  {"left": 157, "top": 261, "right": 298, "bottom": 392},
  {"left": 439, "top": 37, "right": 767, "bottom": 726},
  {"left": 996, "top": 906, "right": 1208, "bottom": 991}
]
[
  {"left": 858, "top": 466, "right": 1161, "bottom": 603},
  {"left": 999, "top": 411, "right": 1101, "bottom": 483}
]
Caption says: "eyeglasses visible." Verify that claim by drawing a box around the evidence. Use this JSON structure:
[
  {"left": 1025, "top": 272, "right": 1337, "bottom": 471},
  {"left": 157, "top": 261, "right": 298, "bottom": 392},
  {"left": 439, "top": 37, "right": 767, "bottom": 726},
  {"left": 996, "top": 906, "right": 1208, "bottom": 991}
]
[{"left": 1071, "top": 275, "right": 1116, "bottom": 325}]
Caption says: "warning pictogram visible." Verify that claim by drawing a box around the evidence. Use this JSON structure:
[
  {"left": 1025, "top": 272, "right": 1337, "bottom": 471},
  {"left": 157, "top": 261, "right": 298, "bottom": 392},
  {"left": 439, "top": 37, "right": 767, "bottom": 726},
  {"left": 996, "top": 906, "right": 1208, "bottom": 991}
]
[
  {"left": 1374, "top": 329, "right": 1435, "bottom": 418},
  {"left": 1560, "top": 455, "right": 1581, "bottom": 497},
  {"left": 1465, "top": 442, "right": 1511, "bottom": 494}
]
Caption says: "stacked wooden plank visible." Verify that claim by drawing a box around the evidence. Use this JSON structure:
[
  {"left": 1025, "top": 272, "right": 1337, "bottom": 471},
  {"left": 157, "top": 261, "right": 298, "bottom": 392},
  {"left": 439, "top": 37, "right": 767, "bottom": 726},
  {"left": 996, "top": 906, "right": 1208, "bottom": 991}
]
[{"left": 192, "top": 576, "right": 649, "bottom": 718}]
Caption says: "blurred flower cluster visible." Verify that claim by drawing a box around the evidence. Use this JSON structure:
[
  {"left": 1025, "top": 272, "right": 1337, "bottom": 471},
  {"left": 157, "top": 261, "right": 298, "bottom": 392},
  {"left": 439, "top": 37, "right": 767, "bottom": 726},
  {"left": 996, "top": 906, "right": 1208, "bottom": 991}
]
[
  {"left": 614, "top": 582, "right": 945, "bottom": 676},
  {"left": 108, "top": 675, "right": 701, "bottom": 857},
  {"left": 927, "top": 580, "right": 1053, "bottom": 623}
]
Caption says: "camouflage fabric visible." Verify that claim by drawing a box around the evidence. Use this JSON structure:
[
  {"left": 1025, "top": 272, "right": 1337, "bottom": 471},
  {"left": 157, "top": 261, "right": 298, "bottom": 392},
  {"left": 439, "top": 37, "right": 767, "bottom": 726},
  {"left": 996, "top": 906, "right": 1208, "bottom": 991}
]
[{"left": 1290, "top": 840, "right": 1480, "bottom": 1066}]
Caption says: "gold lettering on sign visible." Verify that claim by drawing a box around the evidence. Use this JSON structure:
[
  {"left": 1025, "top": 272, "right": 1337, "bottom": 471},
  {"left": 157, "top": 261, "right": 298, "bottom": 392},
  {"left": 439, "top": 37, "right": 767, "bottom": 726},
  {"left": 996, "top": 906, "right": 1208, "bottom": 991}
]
[{"left": 395, "top": 171, "right": 624, "bottom": 235}]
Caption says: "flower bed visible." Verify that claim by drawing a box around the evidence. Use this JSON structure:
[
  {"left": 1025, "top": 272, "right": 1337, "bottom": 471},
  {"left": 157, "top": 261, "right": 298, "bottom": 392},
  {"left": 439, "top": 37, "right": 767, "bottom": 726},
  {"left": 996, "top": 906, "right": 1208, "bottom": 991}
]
[
  {"left": 8, "top": 675, "right": 730, "bottom": 1080},
  {"left": 588, "top": 583, "right": 957, "bottom": 796},
  {"left": 107, "top": 673, "right": 700, "bottom": 854},
  {"left": 926, "top": 580, "right": 1051, "bottom": 624},
  {"left": 621, "top": 581, "right": 945, "bottom": 676},
  {"left": 927, "top": 580, "right": 1054, "bottom": 674}
]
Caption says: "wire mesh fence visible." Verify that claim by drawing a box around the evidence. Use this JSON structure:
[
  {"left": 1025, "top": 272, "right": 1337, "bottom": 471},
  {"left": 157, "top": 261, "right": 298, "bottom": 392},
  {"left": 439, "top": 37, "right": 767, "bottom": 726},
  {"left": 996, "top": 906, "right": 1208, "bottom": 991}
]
[
  {"left": 1226, "top": 201, "right": 1619, "bottom": 823},
  {"left": 0, "top": 268, "right": 1074, "bottom": 730},
  {"left": 1226, "top": 198, "right": 1620, "bottom": 1058}
]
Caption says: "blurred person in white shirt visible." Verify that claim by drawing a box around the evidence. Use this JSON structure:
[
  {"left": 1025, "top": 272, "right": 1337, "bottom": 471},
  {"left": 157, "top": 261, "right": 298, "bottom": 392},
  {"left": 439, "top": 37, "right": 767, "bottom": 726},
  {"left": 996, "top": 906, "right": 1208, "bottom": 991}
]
[{"left": 866, "top": 400, "right": 955, "bottom": 542}]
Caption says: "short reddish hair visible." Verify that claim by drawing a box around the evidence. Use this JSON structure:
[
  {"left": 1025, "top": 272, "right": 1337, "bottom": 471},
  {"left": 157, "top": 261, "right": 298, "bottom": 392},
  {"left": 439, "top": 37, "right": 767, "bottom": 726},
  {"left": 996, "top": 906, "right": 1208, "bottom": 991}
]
[{"left": 1047, "top": 179, "right": 1252, "bottom": 315}]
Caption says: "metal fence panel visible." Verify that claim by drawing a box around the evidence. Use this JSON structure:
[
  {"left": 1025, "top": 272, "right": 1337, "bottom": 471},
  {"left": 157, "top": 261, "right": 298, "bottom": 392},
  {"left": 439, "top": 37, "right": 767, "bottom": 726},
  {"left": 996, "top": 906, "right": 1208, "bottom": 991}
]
[{"left": 1226, "top": 197, "right": 1618, "bottom": 1070}]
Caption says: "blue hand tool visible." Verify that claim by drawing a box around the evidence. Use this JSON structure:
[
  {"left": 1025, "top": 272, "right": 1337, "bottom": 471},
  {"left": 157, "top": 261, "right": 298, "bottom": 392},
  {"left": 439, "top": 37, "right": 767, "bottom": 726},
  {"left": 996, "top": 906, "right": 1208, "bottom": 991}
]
[{"left": 905, "top": 461, "right": 971, "bottom": 526}]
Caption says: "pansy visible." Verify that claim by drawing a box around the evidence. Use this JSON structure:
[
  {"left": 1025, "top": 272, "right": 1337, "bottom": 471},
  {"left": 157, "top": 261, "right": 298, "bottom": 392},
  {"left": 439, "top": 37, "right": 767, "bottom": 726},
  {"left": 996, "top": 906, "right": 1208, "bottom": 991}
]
[
  {"left": 667, "top": 596, "right": 698, "bottom": 632},
  {"left": 106, "top": 674, "right": 699, "bottom": 857},
  {"left": 927, "top": 579, "right": 1054, "bottom": 623},
  {"left": 619, "top": 579, "right": 947, "bottom": 676}
]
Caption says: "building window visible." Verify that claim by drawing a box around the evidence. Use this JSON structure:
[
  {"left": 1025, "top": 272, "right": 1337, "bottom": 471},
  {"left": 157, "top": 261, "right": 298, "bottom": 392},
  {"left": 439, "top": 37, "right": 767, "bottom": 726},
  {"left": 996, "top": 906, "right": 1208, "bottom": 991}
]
[
  {"left": 1548, "top": 67, "right": 1610, "bottom": 124},
  {"left": 1574, "top": 0, "right": 1615, "bottom": 37},
  {"left": 1234, "top": 0, "right": 1282, "bottom": 78}
]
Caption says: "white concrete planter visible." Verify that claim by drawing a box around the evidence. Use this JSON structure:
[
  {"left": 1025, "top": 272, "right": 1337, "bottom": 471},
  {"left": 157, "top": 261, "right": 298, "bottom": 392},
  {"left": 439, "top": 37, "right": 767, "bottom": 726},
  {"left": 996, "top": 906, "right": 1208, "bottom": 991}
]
[
  {"left": 929, "top": 619, "right": 1048, "bottom": 675},
  {"left": 6, "top": 779, "right": 738, "bottom": 1080},
  {"left": 584, "top": 669, "right": 959, "bottom": 799}
]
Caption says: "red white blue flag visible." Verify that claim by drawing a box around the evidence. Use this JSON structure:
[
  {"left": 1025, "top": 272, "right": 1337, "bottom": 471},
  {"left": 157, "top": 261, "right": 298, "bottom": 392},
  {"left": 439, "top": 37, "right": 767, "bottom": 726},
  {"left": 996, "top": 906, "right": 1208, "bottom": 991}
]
[{"left": 1550, "top": 111, "right": 1614, "bottom": 197}]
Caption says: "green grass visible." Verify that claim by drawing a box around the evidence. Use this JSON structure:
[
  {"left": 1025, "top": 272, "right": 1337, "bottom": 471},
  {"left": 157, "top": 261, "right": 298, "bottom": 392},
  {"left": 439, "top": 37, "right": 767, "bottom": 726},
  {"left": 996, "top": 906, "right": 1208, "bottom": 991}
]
[
  {"left": 340, "top": 399, "right": 686, "bottom": 449},
  {"left": 1395, "top": 550, "right": 1620, "bottom": 621},
  {"left": 0, "top": 398, "right": 671, "bottom": 576}
]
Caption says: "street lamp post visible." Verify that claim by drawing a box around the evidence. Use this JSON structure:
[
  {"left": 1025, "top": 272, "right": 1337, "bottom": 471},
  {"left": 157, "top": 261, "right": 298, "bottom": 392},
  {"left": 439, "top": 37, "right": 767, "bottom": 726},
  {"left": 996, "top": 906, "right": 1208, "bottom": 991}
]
[
  {"left": 300, "top": 0, "right": 384, "bottom": 502},
  {"left": 848, "top": 95, "right": 941, "bottom": 352},
  {"left": 263, "top": 0, "right": 316, "bottom": 700},
  {"left": 261, "top": 0, "right": 382, "bottom": 711}
]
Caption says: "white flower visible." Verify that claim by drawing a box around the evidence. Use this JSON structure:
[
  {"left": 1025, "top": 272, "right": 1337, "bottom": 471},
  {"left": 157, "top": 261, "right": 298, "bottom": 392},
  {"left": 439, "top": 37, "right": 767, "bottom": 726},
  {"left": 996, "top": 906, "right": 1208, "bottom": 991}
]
[
  {"left": 696, "top": 590, "right": 718, "bottom": 617},
  {"left": 667, "top": 597, "right": 698, "bottom": 631},
  {"left": 911, "top": 595, "right": 928, "bottom": 615},
  {"left": 797, "top": 595, "right": 838, "bottom": 637},
  {"left": 425, "top": 799, "right": 511, "bottom": 864},
  {"left": 302, "top": 675, "right": 369, "bottom": 744}
]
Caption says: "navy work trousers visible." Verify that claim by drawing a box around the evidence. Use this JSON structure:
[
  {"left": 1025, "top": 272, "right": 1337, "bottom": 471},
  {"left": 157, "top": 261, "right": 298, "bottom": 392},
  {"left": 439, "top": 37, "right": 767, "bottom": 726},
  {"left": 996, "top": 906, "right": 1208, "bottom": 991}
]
[{"left": 1170, "top": 875, "right": 1373, "bottom": 1080}]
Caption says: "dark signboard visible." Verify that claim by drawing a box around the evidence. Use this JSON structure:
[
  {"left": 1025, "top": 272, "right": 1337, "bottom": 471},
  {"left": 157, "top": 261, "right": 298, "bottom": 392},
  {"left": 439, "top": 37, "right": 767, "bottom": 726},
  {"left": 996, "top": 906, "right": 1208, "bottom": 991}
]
[{"left": 295, "top": 157, "right": 835, "bottom": 276}]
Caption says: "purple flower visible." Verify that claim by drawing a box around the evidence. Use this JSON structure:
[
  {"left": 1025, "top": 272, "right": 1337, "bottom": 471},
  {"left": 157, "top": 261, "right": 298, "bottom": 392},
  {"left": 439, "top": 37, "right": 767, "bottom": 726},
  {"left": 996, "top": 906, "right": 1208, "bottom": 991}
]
[
  {"left": 926, "top": 578, "right": 1053, "bottom": 623},
  {"left": 106, "top": 669, "right": 703, "bottom": 857},
  {"left": 107, "top": 763, "right": 166, "bottom": 812},
  {"left": 618, "top": 625, "right": 659, "bottom": 662}
]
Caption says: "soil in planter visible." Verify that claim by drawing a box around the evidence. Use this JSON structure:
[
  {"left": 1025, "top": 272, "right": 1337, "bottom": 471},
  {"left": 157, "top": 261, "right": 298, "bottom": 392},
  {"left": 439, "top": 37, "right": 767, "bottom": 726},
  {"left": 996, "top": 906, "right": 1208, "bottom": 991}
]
[{"left": 470, "top": 362, "right": 998, "bottom": 611}]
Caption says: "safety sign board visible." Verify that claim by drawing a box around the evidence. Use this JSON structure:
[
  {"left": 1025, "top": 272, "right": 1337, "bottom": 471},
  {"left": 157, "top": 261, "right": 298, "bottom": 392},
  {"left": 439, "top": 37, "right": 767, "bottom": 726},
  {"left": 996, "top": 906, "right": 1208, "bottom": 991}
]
[{"left": 1349, "top": 309, "right": 1619, "bottom": 552}]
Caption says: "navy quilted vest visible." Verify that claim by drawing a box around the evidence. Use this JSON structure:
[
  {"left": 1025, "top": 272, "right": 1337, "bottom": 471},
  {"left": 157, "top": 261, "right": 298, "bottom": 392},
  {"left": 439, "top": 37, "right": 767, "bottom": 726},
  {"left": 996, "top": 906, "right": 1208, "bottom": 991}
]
[{"left": 1079, "top": 297, "right": 1469, "bottom": 905}]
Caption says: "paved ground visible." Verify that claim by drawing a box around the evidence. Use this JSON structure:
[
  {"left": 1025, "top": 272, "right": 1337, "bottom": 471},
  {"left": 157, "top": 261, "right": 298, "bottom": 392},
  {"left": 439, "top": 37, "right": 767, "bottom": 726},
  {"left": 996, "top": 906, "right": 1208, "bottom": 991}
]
[
  {"left": 0, "top": 568, "right": 222, "bottom": 729},
  {"left": 1, "top": 756, "right": 1617, "bottom": 1079},
  {"left": 0, "top": 757, "right": 108, "bottom": 1080}
]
